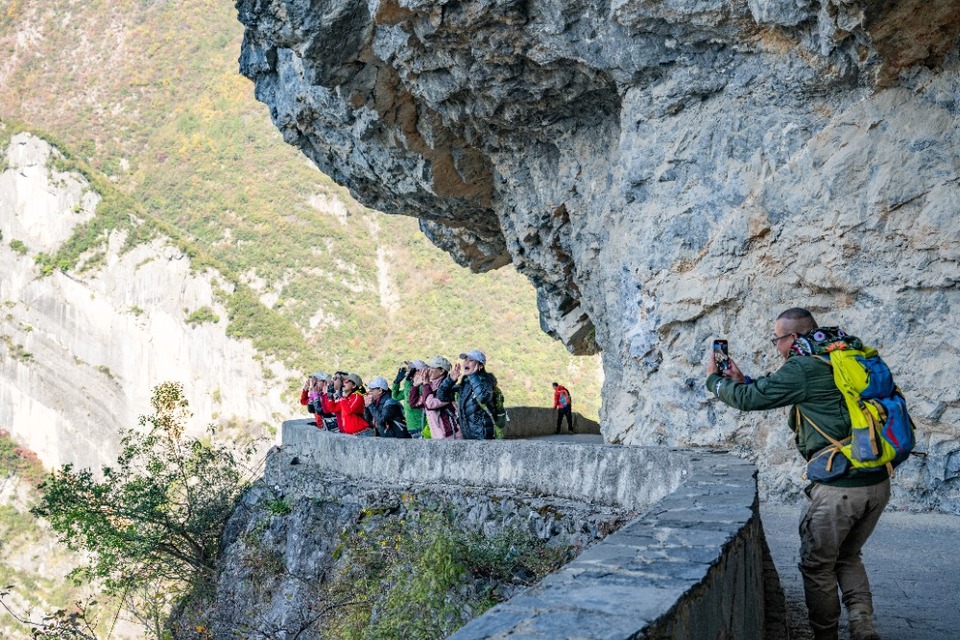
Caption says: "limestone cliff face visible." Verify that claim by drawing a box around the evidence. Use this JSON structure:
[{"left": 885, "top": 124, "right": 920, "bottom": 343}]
[
  {"left": 0, "top": 133, "right": 290, "bottom": 471},
  {"left": 236, "top": 1, "right": 960, "bottom": 510}
]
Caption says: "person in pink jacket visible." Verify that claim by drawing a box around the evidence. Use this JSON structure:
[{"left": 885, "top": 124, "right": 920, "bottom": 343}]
[{"left": 410, "top": 356, "right": 461, "bottom": 440}]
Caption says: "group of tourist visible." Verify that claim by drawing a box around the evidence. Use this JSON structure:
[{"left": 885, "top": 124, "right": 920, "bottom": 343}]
[{"left": 299, "top": 350, "right": 506, "bottom": 440}]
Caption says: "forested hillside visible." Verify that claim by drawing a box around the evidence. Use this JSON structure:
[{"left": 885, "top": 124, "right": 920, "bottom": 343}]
[{"left": 0, "top": 0, "right": 602, "bottom": 417}]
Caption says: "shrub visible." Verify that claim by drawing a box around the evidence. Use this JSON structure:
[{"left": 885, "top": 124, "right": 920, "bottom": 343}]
[
  {"left": 185, "top": 305, "right": 220, "bottom": 326},
  {"left": 9, "top": 239, "right": 27, "bottom": 255},
  {"left": 326, "top": 507, "right": 573, "bottom": 640},
  {"left": 32, "top": 382, "right": 259, "bottom": 638}
]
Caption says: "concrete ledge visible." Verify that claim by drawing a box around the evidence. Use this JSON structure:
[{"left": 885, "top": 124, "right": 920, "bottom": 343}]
[
  {"left": 281, "top": 421, "right": 767, "bottom": 639},
  {"left": 450, "top": 451, "right": 763, "bottom": 639},
  {"left": 283, "top": 420, "right": 688, "bottom": 512}
]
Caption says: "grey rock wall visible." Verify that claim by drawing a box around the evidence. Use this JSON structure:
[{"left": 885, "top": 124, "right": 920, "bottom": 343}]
[{"left": 235, "top": 0, "right": 960, "bottom": 511}]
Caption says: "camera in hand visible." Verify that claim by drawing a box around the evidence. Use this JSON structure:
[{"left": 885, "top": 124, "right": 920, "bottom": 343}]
[{"left": 713, "top": 339, "right": 730, "bottom": 373}]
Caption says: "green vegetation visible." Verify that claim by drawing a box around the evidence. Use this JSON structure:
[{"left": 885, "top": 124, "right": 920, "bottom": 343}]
[
  {"left": 31, "top": 382, "right": 258, "bottom": 638},
  {"left": 0, "top": 430, "right": 45, "bottom": 489},
  {"left": 8, "top": 239, "right": 27, "bottom": 255},
  {"left": 185, "top": 305, "right": 220, "bottom": 326},
  {"left": 0, "top": 431, "right": 121, "bottom": 640},
  {"left": 264, "top": 496, "right": 291, "bottom": 516},
  {"left": 1, "top": 335, "right": 33, "bottom": 362},
  {"left": 326, "top": 508, "right": 573, "bottom": 640}
]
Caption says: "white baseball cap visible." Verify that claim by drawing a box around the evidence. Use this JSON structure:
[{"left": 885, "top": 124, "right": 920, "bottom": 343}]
[
  {"left": 459, "top": 350, "right": 486, "bottom": 365},
  {"left": 368, "top": 376, "right": 390, "bottom": 391},
  {"left": 426, "top": 355, "right": 452, "bottom": 371}
]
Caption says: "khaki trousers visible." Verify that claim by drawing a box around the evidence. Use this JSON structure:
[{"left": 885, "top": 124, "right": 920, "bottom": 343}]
[{"left": 799, "top": 479, "right": 890, "bottom": 637}]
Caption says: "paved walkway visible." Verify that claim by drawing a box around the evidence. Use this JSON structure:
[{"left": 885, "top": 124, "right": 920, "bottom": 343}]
[{"left": 761, "top": 502, "right": 960, "bottom": 640}]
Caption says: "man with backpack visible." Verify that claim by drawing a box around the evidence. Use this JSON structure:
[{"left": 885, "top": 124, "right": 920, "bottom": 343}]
[
  {"left": 552, "top": 382, "right": 574, "bottom": 434},
  {"left": 705, "top": 308, "right": 891, "bottom": 640}
]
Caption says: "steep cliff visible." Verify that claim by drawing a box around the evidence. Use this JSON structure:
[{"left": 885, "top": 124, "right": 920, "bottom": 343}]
[
  {"left": 0, "top": 132, "right": 291, "bottom": 471},
  {"left": 236, "top": 0, "right": 960, "bottom": 510}
]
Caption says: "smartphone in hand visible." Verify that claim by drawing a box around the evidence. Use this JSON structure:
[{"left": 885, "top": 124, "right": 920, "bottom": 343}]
[{"left": 713, "top": 339, "right": 730, "bottom": 373}]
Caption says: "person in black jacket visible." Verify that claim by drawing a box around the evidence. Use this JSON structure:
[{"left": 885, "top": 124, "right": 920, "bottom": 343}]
[
  {"left": 439, "top": 350, "right": 494, "bottom": 440},
  {"left": 364, "top": 376, "right": 409, "bottom": 438}
]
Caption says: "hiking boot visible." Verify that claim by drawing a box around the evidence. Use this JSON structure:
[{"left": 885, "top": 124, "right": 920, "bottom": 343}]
[{"left": 848, "top": 606, "right": 881, "bottom": 640}]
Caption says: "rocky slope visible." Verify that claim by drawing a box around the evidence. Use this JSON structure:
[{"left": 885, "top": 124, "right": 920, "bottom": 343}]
[
  {"left": 236, "top": 0, "right": 960, "bottom": 510},
  {"left": 0, "top": 132, "right": 291, "bottom": 471}
]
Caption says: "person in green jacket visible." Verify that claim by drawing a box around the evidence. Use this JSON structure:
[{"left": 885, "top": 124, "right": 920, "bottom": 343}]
[
  {"left": 705, "top": 307, "right": 887, "bottom": 640},
  {"left": 392, "top": 359, "right": 427, "bottom": 438}
]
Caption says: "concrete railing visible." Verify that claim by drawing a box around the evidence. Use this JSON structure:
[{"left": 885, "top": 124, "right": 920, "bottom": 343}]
[{"left": 281, "top": 420, "right": 777, "bottom": 639}]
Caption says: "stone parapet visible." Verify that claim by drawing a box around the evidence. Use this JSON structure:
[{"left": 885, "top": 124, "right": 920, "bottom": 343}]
[
  {"left": 283, "top": 419, "right": 685, "bottom": 511},
  {"left": 281, "top": 420, "right": 775, "bottom": 638}
]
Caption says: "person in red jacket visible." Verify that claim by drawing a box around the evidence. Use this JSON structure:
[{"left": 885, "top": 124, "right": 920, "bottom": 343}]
[
  {"left": 552, "top": 382, "right": 575, "bottom": 434},
  {"left": 321, "top": 373, "right": 372, "bottom": 436}
]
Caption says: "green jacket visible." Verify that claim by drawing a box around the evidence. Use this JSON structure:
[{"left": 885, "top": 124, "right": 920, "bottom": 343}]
[
  {"left": 706, "top": 355, "right": 883, "bottom": 487},
  {"left": 392, "top": 378, "right": 426, "bottom": 436}
]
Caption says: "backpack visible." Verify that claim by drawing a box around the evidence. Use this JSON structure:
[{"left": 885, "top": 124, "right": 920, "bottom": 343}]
[
  {"left": 483, "top": 372, "right": 507, "bottom": 439},
  {"left": 558, "top": 389, "right": 571, "bottom": 408},
  {"left": 801, "top": 345, "right": 915, "bottom": 477}
]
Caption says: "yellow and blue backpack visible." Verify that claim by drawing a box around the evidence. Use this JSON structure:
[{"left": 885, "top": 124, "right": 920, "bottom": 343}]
[{"left": 797, "top": 329, "right": 915, "bottom": 477}]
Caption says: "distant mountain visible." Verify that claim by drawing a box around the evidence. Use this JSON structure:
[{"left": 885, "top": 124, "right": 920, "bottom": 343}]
[{"left": 1, "top": 129, "right": 290, "bottom": 470}]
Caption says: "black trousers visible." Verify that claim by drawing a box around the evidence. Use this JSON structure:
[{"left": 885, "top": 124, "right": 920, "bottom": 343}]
[{"left": 556, "top": 406, "right": 573, "bottom": 432}]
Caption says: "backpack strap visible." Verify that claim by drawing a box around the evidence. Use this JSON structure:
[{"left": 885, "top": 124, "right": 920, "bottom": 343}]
[
  {"left": 796, "top": 408, "right": 849, "bottom": 475},
  {"left": 796, "top": 407, "right": 894, "bottom": 478},
  {"left": 797, "top": 407, "right": 847, "bottom": 451}
]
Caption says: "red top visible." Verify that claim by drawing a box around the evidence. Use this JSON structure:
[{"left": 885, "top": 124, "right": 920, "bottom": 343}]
[
  {"left": 321, "top": 392, "right": 370, "bottom": 434},
  {"left": 553, "top": 385, "right": 571, "bottom": 409}
]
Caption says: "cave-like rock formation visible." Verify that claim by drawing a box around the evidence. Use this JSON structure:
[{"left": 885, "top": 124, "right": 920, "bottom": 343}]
[{"left": 235, "top": 0, "right": 960, "bottom": 510}]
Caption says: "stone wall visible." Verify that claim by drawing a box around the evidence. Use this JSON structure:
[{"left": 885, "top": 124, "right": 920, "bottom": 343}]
[
  {"left": 277, "top": 421, "right": 778, "bottom": 638},
  {"left": 503, "top": 406, "right": 601, "bottom": 438}
]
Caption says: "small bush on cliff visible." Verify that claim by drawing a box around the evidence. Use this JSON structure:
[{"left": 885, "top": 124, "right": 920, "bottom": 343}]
[
  {"left": 185, "top": 305, "right": 220, "bottom": 326},
  {"left": 326, "top": 508, "right": 573, "bottom": 640},
  {"left": 32, "top": 381, "right": 258, "bottom": 638}
]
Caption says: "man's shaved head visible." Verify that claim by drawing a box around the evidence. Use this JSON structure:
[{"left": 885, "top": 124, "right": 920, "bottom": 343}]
[{"left": 777, "top": 307, "right": 818, "bottom": 335}]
